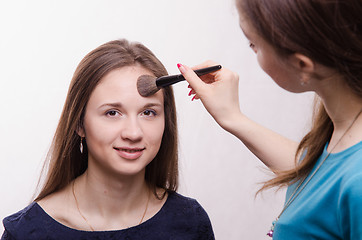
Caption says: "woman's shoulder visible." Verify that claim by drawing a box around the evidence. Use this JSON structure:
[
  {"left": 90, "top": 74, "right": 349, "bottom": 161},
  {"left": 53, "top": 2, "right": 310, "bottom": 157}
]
[
  {"left": 137, "top": 191, "right": 214, "bottom": 239},
  {"left": 3, "top": 202, "right": 38, "bottom": 224},
  {"left": 167, "top": 191, "right": 206, "bottom": 212},
  {"left": 36, "top": 186, "right": 73, "bottom": 222},
  {"left": 3, "top": 202, "right": 47, "bottom": 238},
  {"left": 339, "top": 141, "right": 362, "bottom": 174},
  {"left": 2, "top": 186, "right": 77, "bottom": 239},
  {"left": 162, "top": 192, "right": 214, "bottom": 235},
  {"left": 337, "top": 142, "right": 362, "bottom": 197}
]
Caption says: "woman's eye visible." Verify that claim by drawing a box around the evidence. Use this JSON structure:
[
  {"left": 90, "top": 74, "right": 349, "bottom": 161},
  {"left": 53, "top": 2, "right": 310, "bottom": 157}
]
[
  {"left": 142, "top": 109, "right": 157, "bottom": 117},
  {"left": 106, "top": 110, "right": 120, "bottom": 117}
]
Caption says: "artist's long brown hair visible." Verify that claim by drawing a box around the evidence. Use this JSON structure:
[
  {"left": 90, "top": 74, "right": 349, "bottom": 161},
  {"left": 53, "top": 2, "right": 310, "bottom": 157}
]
[
  {"left": 236, "top": 0, "right": 362, "bottom": 189},
  {"left": 35, "top": 39, "right": 178, "bottom": 201}
]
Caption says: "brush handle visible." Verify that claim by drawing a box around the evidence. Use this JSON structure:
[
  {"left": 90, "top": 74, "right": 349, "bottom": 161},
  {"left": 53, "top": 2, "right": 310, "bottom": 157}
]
[{"left": 156, "top": 65, "right": 222, "bottom": 87}]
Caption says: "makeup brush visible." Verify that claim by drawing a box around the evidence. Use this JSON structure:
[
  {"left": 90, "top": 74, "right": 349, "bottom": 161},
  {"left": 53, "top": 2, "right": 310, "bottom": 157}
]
[{"left": 137, "top": 65, "right": 222, "bottom": 97}]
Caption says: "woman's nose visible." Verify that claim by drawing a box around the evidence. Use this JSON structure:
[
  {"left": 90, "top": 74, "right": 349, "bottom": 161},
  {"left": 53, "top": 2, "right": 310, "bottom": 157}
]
[{"left": 120, "top": 117, "right": 143, "bottom": 141}]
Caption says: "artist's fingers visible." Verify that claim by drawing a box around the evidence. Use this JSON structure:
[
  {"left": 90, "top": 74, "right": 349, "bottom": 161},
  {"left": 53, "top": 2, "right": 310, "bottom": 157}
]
[
  {"left": 192, "top": 94, "right": 200, "bottom": 101},
  {"left": 188, "top": 88, "right": 200, "bottom": 101},
  {"left": 188, "top": 88, "right": 196, "bottom": 96},
  {"left": 191, "top": 60, "right": 220, "bottom": 84},
  {"left": 177, "top": 63, "right": 208, "bottom": 96},
  {"left": 190, "top": 60, "right": 219, "bottom": 71}
]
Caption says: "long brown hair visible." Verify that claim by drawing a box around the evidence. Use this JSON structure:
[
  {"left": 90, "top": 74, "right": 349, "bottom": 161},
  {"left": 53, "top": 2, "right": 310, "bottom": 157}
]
[
  {"left": 236, "top": 0, "right": 362, "bottom": 189},
  {"left": 35, "top": 39, "right": 178, "bottom": 201}
]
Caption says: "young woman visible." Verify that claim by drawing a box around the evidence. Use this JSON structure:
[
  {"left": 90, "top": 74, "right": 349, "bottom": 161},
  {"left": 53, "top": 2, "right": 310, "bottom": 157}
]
[
  {"left": 178, "top": 0, "right": 362, "bottom": 239},
  {"left": 2, "top": 39, "right": 214, "bottom": 239}
]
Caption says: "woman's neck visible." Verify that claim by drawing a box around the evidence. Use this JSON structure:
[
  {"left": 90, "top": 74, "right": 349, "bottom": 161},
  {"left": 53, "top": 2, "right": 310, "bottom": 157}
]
[
  {"left": 316, "top": 76, "right": 362, "bottom": 152},
  {"left": 74, "top": 168, "right": 150, "bottom": 222}
]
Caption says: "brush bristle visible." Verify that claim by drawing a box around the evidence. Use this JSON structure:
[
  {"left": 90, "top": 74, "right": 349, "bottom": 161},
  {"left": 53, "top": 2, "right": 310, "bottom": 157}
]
[{"left": 137, "top": 75, "right": 159, "bottom": 97}]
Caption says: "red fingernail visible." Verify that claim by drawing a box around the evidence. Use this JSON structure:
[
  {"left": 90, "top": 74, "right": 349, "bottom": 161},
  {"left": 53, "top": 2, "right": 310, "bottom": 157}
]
[
  {"left": 191, "top": 95, "right": 196, "bottom": 101},
  {"left": 177, "top": 63, "right": 183, "bottom": 68},
  {"left": 188, "top": 90, "right": 192, "bottom": 96}
]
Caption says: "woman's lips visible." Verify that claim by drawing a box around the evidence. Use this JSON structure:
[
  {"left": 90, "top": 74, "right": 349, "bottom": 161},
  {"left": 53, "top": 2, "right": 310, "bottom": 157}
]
[{"left": 114, "top": 147, "right": 145, "bottom": 160}]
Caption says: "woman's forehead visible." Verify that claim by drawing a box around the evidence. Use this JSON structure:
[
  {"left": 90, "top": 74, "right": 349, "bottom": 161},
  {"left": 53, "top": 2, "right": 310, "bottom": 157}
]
[{"left": 89, "top": 66, "right": 164, "bottom": 108}]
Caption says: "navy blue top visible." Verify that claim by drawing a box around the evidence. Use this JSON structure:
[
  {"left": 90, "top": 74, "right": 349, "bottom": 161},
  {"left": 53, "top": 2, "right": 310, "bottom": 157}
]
[{"left": 2, "top": 192, "right": 214, "bottom": 240}]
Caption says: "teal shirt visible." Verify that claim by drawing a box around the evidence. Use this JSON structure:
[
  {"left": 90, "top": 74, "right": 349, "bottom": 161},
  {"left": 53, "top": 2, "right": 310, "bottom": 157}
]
[{"left": 273, "top": 141, "right": 362, "bottom": 239}]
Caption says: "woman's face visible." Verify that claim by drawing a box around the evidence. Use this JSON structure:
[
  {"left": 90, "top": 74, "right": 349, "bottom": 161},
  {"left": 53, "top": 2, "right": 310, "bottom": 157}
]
[
  {"left": 239, "top": 12, "right": 305, "bottom": 93},
  {"left": 80, "top": 65, "right": 165, "bottom": 178}
]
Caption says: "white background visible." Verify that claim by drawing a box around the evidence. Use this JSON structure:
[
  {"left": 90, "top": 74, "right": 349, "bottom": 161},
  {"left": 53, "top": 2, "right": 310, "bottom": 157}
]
[{"left": 0, "top": 0, "right": 314, "bottom": 239}]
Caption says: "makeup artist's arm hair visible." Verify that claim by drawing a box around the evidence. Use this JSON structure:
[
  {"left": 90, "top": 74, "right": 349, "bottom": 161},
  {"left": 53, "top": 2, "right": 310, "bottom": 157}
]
[{"left": 179, "top": 62, "right": 298, "bottom": 172}]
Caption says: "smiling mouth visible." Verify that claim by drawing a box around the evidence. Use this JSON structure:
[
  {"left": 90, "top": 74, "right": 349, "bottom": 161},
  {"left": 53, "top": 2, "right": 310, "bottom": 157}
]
[
  {"left": 114, "top": 147, "right": 146, "bottom": 160},
  {"left": 114, "top": 147, "right": 145, "bottom": 152}
]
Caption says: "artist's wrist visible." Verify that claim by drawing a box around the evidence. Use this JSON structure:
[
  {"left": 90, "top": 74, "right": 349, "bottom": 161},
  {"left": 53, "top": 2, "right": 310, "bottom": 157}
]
[{"left": 217, "top": 111, "right": 245, "bottom": 134}]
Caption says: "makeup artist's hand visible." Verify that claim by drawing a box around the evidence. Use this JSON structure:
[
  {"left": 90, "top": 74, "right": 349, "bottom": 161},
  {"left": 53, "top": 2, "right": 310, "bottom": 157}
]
[
  {"left": 178, "top": 61, "right": 242, "bottom": 132},
  {"left": 178, "top": 61, "right": 298, "bottom": 171}
]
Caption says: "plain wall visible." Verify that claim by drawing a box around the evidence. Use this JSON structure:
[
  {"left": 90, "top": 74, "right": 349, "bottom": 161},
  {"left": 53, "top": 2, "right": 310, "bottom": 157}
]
[{"left": 0, "top": 0, "right": 314, "bottom": 239}]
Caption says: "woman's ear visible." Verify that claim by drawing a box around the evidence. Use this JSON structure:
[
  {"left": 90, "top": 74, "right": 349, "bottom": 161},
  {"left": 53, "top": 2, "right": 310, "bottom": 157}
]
[
  {"left": 290, "top": 53, "right": 315, "bottom": 73},
  {"left": 76, "top": 123, "right": 85, "bottom": 138},
  {"left": 290, "top": 53, "right": 315, "bottom": 85}
]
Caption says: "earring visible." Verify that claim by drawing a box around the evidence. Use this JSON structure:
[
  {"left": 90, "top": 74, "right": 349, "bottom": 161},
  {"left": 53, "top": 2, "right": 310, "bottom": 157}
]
[
  {"left": 300, "top": 74, "right": 310, "bottom": 86},
  {"left": 80, "top": 137, "right": 84, "bottom": 154}
]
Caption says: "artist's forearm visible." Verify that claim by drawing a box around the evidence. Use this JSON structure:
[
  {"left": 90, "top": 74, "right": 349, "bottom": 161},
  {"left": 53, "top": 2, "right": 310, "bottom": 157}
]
[{"left": 221, "top": 113, "right": 298, "bottom": 172}]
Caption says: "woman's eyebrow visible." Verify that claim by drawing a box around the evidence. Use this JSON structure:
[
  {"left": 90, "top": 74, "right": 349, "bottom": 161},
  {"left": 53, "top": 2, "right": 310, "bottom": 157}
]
[
  {"left": 143, "top": 102, "right": 163, "bottom": 108},
  {"left": 98, "top": 102, "right": 123, "bottom": 109},
  {"left": 98, "top": 102, "right": 162, "bottom": 109}
]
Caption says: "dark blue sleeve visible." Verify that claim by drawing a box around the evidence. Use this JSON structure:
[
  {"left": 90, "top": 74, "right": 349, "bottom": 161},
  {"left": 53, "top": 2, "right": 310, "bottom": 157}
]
[
  {"left": 1, "top": 203, "right": 46, "bottom": 240},
  {"left": 1, "top": 230, "right": 15, "bottom": 240},
  {"left": 153, "top": 192, "right": 215, "bottom": 240},
  {"left": 193, "top": 200, "right": 215, "bottom": 240}
]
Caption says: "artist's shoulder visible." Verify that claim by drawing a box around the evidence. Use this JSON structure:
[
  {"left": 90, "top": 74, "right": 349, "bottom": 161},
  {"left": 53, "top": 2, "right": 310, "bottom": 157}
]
[{"left": 340, "top": 142, "right": 362, "bottom": 174}]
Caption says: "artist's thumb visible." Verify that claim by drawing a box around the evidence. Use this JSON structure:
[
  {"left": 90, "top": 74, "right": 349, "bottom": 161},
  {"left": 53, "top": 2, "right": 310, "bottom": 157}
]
[{"left": 177, "top": 63, "right": 206, "bottom": 93}]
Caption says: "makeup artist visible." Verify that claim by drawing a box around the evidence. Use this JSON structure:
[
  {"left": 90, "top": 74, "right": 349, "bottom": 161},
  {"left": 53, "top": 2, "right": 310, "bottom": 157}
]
[{"left": 178, "top": 0, "right": 362, "bottom": 239}]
